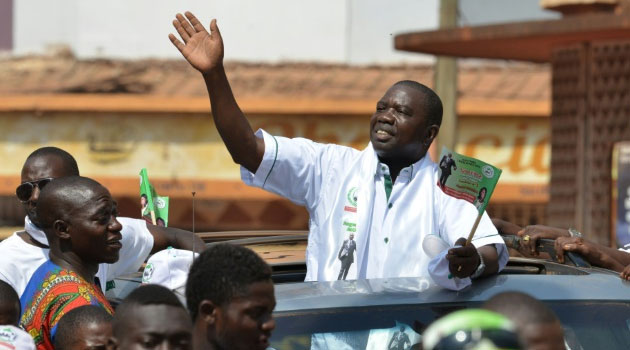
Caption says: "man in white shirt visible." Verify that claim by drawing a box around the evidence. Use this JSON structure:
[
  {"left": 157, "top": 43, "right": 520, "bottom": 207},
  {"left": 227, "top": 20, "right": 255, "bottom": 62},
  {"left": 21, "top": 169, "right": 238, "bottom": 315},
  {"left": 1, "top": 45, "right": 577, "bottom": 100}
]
[
  {"left": 169, "top": 12, "right": 507, "bottom": 281},
  {"left": 0, "top": 146, "right": 205, "bottom": 296}
]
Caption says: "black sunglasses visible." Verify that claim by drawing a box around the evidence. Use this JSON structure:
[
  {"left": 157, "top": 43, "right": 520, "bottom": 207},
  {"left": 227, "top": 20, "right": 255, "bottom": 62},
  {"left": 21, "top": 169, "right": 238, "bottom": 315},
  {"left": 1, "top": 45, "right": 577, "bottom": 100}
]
[{"left": 16, "top": 178, "right": 54, "bottom": 202}]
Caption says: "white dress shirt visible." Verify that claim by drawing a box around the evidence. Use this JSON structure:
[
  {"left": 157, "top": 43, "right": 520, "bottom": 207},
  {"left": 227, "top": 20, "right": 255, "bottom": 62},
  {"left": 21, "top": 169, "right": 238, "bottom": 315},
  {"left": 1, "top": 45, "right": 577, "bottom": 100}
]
[{"left": 242, "top": 129, "right": 508, "bottom": 282}]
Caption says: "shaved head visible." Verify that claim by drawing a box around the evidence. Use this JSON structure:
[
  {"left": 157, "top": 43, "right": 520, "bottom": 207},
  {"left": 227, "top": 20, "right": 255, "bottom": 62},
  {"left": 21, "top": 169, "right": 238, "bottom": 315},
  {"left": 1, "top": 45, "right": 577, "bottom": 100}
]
[
  {"left": 22, "top": 146, "right": 79, "bottom": 177},
  {"left": 36, "top": 176, "right": 105, "bottom": 231},
  {"left": 483, "top": 292, "right": 565, "bottom": 350}
]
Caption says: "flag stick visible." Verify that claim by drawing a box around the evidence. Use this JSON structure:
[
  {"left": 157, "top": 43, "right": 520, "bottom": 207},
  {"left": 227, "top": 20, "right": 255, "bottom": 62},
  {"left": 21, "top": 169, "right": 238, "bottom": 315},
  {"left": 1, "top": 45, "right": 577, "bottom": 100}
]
[
  {"left": 149, "top": 210, "right": 157, "bottom": 226},
  {"left": 465, "top": 212, "right": 483, "bottom": 246}
]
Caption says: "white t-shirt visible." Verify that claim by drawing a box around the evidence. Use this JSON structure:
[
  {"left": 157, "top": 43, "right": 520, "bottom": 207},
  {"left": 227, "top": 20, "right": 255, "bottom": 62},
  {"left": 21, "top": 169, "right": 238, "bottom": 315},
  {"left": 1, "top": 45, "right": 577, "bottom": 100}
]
[
  {"left": 0, "top": 217, "right": 154, "bottom": 296},
  {"left": 0, "top": 325, "right": 36, "bottom": 350},
  {"left": 241, "top": 130, "right": 508, "bottom": 281}
]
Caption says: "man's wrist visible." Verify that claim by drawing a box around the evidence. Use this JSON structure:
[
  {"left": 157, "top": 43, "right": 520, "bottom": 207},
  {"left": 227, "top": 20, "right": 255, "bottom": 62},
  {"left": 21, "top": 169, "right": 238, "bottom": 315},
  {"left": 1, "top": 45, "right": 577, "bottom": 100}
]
[{"left": 470, "top": 249, "right": 485, "bottom": 279}]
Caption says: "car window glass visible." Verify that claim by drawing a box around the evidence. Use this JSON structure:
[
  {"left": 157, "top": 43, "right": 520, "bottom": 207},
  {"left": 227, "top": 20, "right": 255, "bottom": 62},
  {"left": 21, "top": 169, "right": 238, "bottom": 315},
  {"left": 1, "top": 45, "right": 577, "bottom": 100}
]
[{"left": 271, "top": 301, "right": 630, "bottom": 350}]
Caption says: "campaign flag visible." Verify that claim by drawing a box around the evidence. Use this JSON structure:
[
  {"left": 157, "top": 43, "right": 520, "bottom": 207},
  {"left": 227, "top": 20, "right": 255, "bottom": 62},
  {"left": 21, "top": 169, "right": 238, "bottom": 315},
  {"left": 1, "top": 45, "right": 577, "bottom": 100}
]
[
  {"left": 139, "top": 168, "right": 169, "bottom": 227},
  {"left": 437, "top": 147, "right": 502, "bottom": 215}
]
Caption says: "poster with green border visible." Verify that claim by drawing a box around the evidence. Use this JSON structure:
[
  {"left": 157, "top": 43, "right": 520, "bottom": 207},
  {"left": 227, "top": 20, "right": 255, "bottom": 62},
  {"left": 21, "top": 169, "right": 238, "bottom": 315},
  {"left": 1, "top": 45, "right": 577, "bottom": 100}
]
[
  {"left": 437, "top": 147, "right": 502, "bottom": 214},
  {"left": 139, "top": 168, "right": 169, "bottom": 227}
]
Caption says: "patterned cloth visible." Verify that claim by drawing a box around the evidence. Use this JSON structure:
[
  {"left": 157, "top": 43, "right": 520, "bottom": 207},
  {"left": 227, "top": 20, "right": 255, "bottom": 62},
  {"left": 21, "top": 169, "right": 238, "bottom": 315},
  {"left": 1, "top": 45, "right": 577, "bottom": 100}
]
[{"left": 19, "top": 260, "right": 113, "bottom": 350}]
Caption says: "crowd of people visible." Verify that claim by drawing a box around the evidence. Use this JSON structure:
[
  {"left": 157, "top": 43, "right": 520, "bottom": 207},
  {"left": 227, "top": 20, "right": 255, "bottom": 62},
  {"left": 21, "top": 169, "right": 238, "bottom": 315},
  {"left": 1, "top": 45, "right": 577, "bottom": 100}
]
[{"left": 1, "top": 10, "right": 629, "bottom": 350}]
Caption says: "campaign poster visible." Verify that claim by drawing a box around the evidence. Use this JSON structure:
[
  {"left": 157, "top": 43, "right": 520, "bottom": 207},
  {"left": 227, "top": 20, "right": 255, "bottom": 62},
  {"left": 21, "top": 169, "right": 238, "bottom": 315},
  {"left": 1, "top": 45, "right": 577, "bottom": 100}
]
[
  {"left": 437, "top": 147, "right": 502, "bottom": 214},
  {"left": 139, "top": 168, "right": 169, "bottom": 227}
]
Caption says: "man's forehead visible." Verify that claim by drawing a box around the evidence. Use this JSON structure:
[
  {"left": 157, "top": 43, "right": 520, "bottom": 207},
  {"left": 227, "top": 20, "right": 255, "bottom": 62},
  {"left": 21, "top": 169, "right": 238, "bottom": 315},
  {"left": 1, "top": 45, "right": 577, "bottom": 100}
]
[
  {"left": 21, "top": 155, "right": 72, "bottom": 181},
  {"left": 131, "top": 304, "right": 192, "bottom": 331},
  {"left": 380, "top": 85, "right": 423, "bottom": 105}
]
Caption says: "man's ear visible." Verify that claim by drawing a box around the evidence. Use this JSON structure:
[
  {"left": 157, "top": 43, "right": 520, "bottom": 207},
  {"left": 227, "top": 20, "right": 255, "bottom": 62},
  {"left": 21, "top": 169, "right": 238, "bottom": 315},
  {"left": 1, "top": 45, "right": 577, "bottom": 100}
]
[
  {"left": 199, "top": 300, "right": 219, "bottom": 327},
  {"left": 53, "top": 219, "right": 70, "bottom": 240},
  {"left": 424, "top": 124, "right": 440, "bottom": 146}
]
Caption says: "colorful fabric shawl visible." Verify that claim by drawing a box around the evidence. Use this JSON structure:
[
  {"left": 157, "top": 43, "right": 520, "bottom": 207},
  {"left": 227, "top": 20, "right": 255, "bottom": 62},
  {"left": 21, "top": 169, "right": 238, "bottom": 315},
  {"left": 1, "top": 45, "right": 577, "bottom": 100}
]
[{"left": 19, "top": 260, "right": 113, "bottom": 350}]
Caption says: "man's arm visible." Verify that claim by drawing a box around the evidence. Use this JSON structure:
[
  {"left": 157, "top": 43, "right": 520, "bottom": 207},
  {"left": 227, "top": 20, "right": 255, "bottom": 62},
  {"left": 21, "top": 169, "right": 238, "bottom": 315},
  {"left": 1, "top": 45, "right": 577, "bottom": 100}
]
[
  {"left": 146, "top": 224, "right": 206, "bottom": 254},
  {"left": 554, "top": 236, "right": 627, "bottom": 271},
  {"left": 169, "top": 12, "right": 264, "bottom": 173}
]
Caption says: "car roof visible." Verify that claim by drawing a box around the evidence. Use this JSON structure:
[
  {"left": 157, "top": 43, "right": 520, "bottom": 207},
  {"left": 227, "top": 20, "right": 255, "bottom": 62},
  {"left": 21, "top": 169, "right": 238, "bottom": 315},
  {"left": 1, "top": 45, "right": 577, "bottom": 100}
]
[{"left": 273, "top": 258, "right": 630, "bottom": 313}]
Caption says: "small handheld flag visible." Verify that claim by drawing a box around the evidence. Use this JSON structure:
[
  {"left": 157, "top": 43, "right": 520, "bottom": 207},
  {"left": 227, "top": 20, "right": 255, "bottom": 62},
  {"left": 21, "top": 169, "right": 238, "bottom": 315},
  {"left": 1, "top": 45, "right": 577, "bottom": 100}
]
[
  {"left": 436, "top": 147, "right": 502, "bottom": 245},
  {"left": 139, "top": 168, "right": 169, "bottom": 227}
]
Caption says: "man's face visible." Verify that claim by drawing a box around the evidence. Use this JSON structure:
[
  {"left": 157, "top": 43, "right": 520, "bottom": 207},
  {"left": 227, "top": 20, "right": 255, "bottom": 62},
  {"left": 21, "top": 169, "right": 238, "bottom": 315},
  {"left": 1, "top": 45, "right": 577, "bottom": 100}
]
[
  {"left": 64, "top": 186, "right": 123, "bottom": 264},
  {"left": 68, "top": 321, "right": 112, "bottom": 350},
  {"left": 20, "top": 155, "right": 76, "bottom": 226},
  {"left": 212, "top": 281, "right": 276, "bottom": 350},
  {"left": 349, "top": 234, "right": 354, "bottom": 241},
  {"left": 370, "top": 85, "right": 435, "bottom": 163},
  {"left": 118, "top": 304, "right": 192, "bottom": 350}
]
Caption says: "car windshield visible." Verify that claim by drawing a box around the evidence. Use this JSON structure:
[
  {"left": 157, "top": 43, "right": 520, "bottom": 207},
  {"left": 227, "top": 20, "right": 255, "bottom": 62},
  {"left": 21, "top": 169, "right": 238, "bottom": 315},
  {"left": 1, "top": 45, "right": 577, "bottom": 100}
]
[{"left": 270, "top": 301, "right": 630, "bottom": 349}]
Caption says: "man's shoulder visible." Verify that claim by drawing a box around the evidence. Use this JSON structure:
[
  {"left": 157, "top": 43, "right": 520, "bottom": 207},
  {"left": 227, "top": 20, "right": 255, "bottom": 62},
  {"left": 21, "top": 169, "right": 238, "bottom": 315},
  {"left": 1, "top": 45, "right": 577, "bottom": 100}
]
[{"left": 0, "top": 232, "right": 45, "bottom": 260}]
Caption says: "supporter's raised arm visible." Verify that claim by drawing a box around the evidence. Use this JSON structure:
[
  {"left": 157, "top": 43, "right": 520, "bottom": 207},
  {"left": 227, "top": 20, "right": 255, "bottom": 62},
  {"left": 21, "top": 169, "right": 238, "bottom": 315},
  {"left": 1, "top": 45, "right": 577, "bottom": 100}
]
[{"left": 169, "top": 12, "right": 264, "bottom": 173}]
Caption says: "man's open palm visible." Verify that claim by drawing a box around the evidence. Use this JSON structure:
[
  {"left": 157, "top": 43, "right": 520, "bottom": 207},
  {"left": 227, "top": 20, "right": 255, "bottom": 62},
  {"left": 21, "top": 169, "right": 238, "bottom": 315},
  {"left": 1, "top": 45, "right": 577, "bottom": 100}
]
[{"left": 169, "top": 12, "right": 223, "bottom": 74}]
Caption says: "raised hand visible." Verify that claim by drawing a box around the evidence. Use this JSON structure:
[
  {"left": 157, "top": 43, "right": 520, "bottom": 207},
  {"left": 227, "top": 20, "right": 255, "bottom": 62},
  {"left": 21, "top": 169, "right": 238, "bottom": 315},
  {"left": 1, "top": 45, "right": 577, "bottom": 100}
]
[{"left": 169, "top": 12, "right": 224, "bottom": 74}]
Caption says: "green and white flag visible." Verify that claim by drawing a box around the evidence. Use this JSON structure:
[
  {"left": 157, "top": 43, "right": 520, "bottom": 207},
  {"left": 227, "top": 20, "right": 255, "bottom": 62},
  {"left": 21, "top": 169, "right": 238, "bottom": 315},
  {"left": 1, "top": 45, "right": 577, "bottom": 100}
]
[
  {"left": 437, "top": 147, "right": 502, "bottom": 215},
  {"left": 139, "top": 168, "right": 169, "bottom": 227}
]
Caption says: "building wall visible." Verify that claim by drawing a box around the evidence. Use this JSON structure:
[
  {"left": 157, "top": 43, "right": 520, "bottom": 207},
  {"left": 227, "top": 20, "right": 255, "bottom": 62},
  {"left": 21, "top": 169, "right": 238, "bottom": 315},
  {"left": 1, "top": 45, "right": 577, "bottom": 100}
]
[
  {"left": 12, "top": 0, "right": 437, "bottom": 64},
  {"left": 0, "top": 104, "right": 549, "bottom": 230}
]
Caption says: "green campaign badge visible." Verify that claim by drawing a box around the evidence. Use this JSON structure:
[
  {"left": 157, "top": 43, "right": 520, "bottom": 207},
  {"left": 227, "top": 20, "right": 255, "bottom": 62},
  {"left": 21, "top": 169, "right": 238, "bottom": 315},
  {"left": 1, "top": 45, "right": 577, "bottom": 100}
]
[{"left": 437, "top": 147, "right": 502, "bottom": 214}]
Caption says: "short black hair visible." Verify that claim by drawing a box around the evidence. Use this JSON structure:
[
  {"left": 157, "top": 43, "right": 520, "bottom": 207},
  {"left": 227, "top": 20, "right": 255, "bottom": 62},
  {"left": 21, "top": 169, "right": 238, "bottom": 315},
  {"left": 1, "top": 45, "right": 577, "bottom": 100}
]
[
  {"left": 36, "top": 176, "right": 104, "bottom": 231},
  {"left": 186, "top": 243, "right": 272, "bottom": 321},
  {"left": 54, "top": 305, "right": 112, "bottom": 350},
  {"left": 0, "top": 280, "right": 20, "bottom": 326},
  {"left": 393, "top": 80, "right": 443, "bottom": 127},
  {"left": 483, "top": 291, "right": 560, "bottom": 327},
  {"left": 24, "top": 146, "right": 80, "bottom": 176},
  {"left": 113, "top": 284, "right": 186, "bottom": 337}
]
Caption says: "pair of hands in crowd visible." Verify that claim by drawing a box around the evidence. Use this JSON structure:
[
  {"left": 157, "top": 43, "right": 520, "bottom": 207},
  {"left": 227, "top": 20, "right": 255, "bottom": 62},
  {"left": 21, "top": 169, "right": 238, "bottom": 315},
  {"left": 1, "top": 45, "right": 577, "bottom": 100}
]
[{"left": 493, "top": 219, "right": 630, "bottom": 281}]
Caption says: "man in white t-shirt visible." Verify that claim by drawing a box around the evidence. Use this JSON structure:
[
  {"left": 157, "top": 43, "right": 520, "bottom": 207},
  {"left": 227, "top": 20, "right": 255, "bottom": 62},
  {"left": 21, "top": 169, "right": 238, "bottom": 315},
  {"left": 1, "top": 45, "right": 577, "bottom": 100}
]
[
  {"left": 0, "top": 146, "right": 205, "bottom": 296},
  {"left": 169, "top": 12, "right": 507, "bottom": 282}
]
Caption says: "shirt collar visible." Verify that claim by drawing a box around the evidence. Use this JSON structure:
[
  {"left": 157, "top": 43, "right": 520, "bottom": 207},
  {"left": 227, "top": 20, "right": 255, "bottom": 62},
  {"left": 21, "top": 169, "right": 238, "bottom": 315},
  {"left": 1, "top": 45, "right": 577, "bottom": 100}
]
[
  {"left": 375, "top": 154, "right": 429, "bottom": 180},
  {"left": 24, "top": 216, "right": 49, "bottom": 246}
]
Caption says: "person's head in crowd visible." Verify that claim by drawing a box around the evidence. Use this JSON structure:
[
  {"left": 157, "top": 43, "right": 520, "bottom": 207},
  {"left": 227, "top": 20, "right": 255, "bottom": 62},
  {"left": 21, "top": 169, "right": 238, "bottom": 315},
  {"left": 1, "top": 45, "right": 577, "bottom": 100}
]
[
  {"left": 0, "top": 281, "right": 20, "bottom": 326},
  {"left": 156, "top": 217, "right": 166, "bottom": 227},
  {"left": 422, "top": 309, "right": 522, "bottom": 350},
  {"left": 483, "top": 291, "right": 565, "bottom": 350},
  {"left": 54, "top": 305, "right": 112, "bottom": 350},
  {"left": 370, "top": 80, "right": 442, "bottom": 166},
  {"left": 140, "top": 194, "right": 148, "bottom": 209},
  {"left": 18, "top": 146, "right": 80, "bottom": 226},
  {"left": 36, "top": 176, "right": 123, "bottom": 267},
  {"left": 186, "top": 243, "right": 276, "bottom": 350},
  {"left": 111, "top": 284, "right": 192, "bottom": 350}
]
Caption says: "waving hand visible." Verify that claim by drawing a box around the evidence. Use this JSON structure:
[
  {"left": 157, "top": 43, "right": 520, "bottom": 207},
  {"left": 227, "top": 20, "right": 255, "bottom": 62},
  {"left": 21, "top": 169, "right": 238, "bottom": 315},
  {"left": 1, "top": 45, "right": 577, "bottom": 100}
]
[{"left": 169, "top": 12, "right": 224, "bottom": 74}]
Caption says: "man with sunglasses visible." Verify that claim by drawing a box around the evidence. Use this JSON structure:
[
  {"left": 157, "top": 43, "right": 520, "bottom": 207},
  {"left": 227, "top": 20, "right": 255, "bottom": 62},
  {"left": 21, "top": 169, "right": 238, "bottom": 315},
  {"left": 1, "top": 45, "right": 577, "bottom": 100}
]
[{"left": 0, "top": 146, "right": 205, "bottom": 297}]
